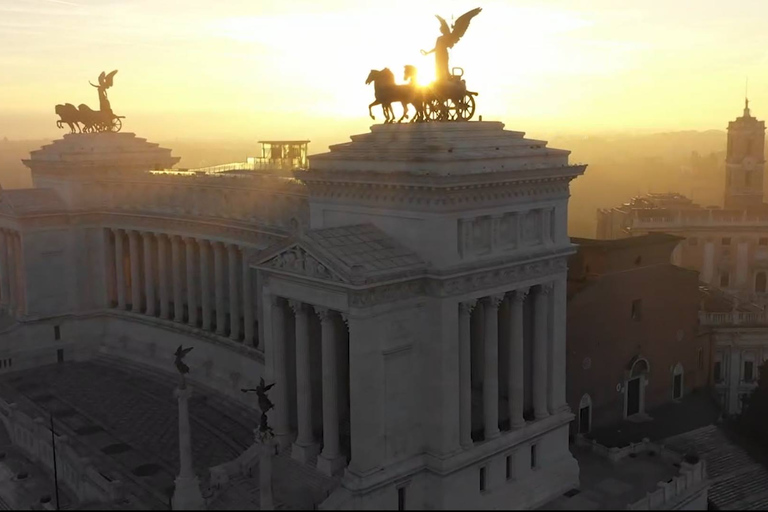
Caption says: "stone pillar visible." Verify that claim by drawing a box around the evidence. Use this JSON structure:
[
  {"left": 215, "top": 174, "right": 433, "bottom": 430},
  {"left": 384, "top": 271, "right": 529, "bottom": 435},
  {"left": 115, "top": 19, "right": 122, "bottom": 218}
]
[
  {"left": 259, "top": 441, "right": 274, "bottom": 510},
  {"left": 458, "top": 300, "right": 476, "bottom": 447},
  {"left": 12, "top": 234, "right": 24, "bottom": 315},
  {"left": 142, "top": 232, "right": 156, "bottom": 317},
  {"left": 269, "top": 297, "right": 290, "bottom": 447},
  {"left": 508, "top": 288, "right": 528, "bottom": 428},
  {"left": 533, "top": 284, "right": 551, "bottom": 420},
  {"left": 228, "top": 245, "right": 241, "bottom": 341},
  {"left": 242, "top": 249, "right": 255, "bottom": 346},
  {"left": 550, "top": 278, "right": 567, "bottom": 413},
  {"left": 114, "top": 229, "right": 126, "bottom": 311},
  {"left": 171, "top": 236, "right": 184, "bottom": 323},
  {"left": 172, "top": 385, "right": 205, "bottom": 510},
  {"left": 290, "top": 300, "right": 317, "bottom": 462},
  {"left": 184, "top": 237, "right": 198, "bottom": 327},
  {"left": 316, "top": 308, "right": 344, "bottom": 475},
  {"left": 199, "top": 241, "right": 212, "bottom": 331},
  {"left": 214, "top": 242, "right": 226, "bottom": 335},
  {"left": 158, "top": 234, "right": 170, "bottom": 320},
  {"left": 103, "top": 228, "right": 116, "bottom": 308},
  {"left": 128, "top": 231, "right": 142, "bottom": 312},
  {"left": 484, "top": 295, "right": 503, "bottom": 440}
]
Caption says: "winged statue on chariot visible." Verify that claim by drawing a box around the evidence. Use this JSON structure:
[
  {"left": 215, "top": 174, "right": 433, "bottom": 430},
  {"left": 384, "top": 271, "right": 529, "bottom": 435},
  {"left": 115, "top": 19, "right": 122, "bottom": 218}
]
[
  {"left": 55, "top": 70, "right": 125, "bottom": 134},
  {"left": 366, "top": 7, "right": 482, "bottom": 123}
]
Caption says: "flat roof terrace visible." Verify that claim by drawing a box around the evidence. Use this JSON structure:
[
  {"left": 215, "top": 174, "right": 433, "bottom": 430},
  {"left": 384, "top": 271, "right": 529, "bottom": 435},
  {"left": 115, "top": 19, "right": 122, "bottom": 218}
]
[{"left": 0, "top": 360, "right": 259, "bottom": 509}]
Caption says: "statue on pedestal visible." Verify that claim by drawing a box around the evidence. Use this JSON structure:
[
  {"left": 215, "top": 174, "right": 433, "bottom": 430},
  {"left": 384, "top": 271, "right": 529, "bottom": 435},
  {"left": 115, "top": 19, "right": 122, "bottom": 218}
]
[
  {"left": 365, "top": 8, "right": 482, "bottom": 123},
  {"left": 174, "top": 345, "right": 194, "bottom": 389},
  {"left": 55, "top": 70, "right": 125, "bottom": 134},
  {"left": 242, "top": 379, "right": 276, "bottom": 510}
]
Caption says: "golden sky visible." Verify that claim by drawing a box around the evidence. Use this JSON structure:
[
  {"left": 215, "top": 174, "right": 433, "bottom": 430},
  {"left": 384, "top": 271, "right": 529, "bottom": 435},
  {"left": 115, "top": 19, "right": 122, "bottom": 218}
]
[{"left": 2, "top": 0, "right": 768, "bottom": 141}]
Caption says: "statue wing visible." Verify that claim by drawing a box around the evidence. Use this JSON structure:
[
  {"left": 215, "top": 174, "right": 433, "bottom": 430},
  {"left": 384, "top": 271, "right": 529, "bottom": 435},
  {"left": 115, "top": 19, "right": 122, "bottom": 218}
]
[
  {"left": 264, "top": 383, "right": 275, "bottom": 391},
  {"left": 181, "top": 346, "right": 194, "bottom": 357},
  {"left": 104, "top": 70, "right": 118, "bottom": 89},
  {"left": 98, "top": 71, "right": 106, "bottom": 87},
  {"left": 435, "top": 14, "right": 450, "bottom": 35},
  {"left": 174, "top": 345, "right": 183, "bottom": 357},
  {"left": 448, "top": 7, "right": 482, "bottom": 46}
]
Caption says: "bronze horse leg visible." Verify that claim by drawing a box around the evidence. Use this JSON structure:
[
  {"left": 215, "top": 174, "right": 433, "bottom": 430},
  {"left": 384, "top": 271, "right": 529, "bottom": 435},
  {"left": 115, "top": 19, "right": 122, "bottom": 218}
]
[{"left": 369, "top": 100, "right": 380, "bottom": 120}]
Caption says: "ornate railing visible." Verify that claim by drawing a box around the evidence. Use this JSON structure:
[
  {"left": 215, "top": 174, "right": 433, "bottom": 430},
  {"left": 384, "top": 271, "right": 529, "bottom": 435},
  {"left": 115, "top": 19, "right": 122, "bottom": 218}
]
[{"left": 698, "top": 311, "right": 768, "bottom": 326}]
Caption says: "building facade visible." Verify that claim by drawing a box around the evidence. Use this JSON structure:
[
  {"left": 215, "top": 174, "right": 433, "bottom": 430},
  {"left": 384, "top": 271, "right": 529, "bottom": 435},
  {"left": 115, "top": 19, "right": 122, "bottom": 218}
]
[
  {"left": 0, "top": 122, "right": 585, "bottom": 509},
  {"left": 565, "top": 234, "right": 708, "bottom": 435},
  {"left": 595, "top": 103, "right": 768, "bottom": 306}
]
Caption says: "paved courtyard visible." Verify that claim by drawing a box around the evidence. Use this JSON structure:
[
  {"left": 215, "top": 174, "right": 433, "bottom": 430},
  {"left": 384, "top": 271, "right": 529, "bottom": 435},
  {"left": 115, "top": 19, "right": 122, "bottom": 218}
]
[{"left": 0, "top": 359, "right": 260, "bottom": 509}]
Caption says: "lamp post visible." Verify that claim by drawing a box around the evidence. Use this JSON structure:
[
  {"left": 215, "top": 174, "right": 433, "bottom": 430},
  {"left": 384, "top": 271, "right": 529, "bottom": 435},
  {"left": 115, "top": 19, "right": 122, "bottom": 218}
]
[{"left": 48, "top": 414, "right": 60, "bottom": 511}]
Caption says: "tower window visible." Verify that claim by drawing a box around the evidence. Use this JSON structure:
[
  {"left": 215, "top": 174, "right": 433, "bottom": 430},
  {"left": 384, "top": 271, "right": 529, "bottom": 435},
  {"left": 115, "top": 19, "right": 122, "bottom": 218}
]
[{"left": 54, "top": 326, "right": 60, "bottom": 341}]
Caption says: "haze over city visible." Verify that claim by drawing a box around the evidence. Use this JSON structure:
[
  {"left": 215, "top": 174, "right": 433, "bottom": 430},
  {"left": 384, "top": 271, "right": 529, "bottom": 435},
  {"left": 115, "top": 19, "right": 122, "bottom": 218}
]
[{"left": 3, "top": 0, "right": 768, "bottom": 141}]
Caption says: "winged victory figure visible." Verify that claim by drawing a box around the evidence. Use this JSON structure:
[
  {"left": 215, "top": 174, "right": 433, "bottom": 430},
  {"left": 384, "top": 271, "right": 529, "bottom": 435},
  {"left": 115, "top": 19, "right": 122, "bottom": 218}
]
[
  {"left": 421, "top": 8, "right": 482, "bottom": 82},
  {"left": 90, "top": 70, "right": 118, "bottom": 114},
  {"left": 241, "top": 377, "right": 275, "bottom": 415},
  {"left": 174, "top": 345, "right": 194, "bottom": 375}
]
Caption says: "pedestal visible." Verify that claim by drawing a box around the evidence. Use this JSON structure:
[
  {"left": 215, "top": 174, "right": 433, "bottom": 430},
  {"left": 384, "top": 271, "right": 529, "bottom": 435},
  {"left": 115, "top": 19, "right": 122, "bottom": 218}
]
[
  {"left": 259, "top": 441, "right": 274, "bottom": 511},
  {"left": 172, "top": 385, "right": 205, "bottom": 510}
]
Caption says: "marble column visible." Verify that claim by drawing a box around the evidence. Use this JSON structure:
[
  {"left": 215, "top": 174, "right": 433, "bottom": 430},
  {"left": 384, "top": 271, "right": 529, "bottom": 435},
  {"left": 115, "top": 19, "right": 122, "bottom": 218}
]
[
  {"left": 0, "top": 230, "right": 9, "bottom": 310},
  {"left": 214, "top": 242, "right": 226, "bottom": 335},
  {"left": 290, "top": 300, "right": 316, "bottom": 462},
  {"left": 142, "top": 232, "right": 156, "bottom": 317},
  {"left": 199, "top": 241, "right": 212, "bottom": 331},
  {"left": 12, "top": 234, "right": 24, "bottom": 315},
  {"left": 484, "top": 295, "right": 503, "bottom": 440},
  {"left": 508, "top": 288, "right": 528, "bottom": 428},
  {"left": 113, "top": 230, "right": 126, "bottom": 310},
  {"left": 533, "top": 284, "right": 551, "bottom": 420},
  {"left": 242, "top": 249, "right": 254, "bottom": 345},
  {"left": 158, "top": 234, "right": 170, "bottom": 320},
  {"left": 550, "top": 278, "right": 567, "bottom": 413},
  {"left": 172, "top": 385, "right": 205, "bottom": 510},
  {"left": 128, "top": 231, "right": 142, "bottom": 312},
  {"left": 316, "top": 308, "right": 344, "bottom": 475},
  {"left": 228, "top": 245, "right": 241, "bottom": 341},
  {"left": 270, "top": 297, "right": 290, "bottom": 447},
  {"left": 172, "top": 236, "right": 184, "bottom": 323},
  {"left": 184, "top": 237, "right": 198, "bottom": 327},
  {"left": 103, "top": 228, "right": 116, "bottom": 308},
  {"left": 458, "top": 299, "right": 476, "bottom": 448},
  {"left": 259, "top": 441, "right": 274, "bottom": 510}
]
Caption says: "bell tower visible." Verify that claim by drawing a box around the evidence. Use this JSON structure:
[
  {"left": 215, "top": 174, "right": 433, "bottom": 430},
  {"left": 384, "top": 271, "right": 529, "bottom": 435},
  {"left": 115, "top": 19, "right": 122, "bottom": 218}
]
[{"left": 724, "top": 99, "right": 766, "bottom": 209}]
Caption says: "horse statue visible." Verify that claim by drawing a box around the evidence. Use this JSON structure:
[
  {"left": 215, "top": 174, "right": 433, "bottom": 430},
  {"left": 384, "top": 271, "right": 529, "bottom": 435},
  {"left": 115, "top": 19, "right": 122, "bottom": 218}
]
[
  {"left": 55, "top": 103, "right": 80, "bottom": 133},
  {"left": 55, "top": 70, "right": 123, "bottom": 133},
  {"left": 366, "top": 68, "right": 424, "bottom": 124}
]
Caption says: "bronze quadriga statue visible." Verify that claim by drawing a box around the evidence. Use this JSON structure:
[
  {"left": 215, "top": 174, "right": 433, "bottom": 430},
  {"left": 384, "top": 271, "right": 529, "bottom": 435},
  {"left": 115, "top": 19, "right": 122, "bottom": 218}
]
[
  {"left": 55, "top": 70, "right": 125, "bottom": 134},
  {"left": 366, "top": 8, "right": 482, "bottom": 123}
]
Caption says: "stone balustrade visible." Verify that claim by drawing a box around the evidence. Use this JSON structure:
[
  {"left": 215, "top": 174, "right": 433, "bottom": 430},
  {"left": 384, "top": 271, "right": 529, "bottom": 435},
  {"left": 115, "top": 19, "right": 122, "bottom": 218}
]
[
  {"left": 627, "top": 460, "right": 707, "bottom": 510},
  {"left": 699, "top": 310, "right": 768, "bottom": 326}
]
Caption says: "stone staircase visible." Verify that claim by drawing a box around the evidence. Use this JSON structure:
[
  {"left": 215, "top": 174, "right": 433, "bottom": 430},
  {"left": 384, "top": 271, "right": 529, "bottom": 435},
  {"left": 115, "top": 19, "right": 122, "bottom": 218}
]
[{"left": 273, "top": 444, "right": 341, "bottom": 510}]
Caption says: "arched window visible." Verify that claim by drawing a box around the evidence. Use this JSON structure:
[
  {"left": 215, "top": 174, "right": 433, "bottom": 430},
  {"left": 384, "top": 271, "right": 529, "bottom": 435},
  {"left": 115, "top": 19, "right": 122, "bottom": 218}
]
[
  {"left": 578, "top": 394, "right": 592, "bottom": 434},
  {"left": 756, "top": 272, "right": 767, "bottom": 293},
  {"left": 630, "top": 358, "right": 650, "bottom": 378},
  {"left": 673, "top": 363, "right": 684, "bottom": 400}
]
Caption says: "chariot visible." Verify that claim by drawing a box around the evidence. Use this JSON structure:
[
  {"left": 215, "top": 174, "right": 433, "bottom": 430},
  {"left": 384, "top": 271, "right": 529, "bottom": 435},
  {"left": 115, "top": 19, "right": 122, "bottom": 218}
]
[{"left": 421, "top": 67, "right": 478, "bottom": 122}]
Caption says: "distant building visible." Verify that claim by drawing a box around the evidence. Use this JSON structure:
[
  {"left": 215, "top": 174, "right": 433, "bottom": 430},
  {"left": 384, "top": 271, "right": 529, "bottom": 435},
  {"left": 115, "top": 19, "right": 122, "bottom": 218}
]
[
  {"left": 596, "top": 101, "right": 768, "bottom": 306},
  {"left": 566, "top": 233, "right": 708, "bottom": 435}
]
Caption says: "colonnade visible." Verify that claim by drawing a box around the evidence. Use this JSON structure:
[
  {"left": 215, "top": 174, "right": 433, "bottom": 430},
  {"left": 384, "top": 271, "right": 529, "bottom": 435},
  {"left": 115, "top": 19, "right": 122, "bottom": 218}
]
[
  {"left": 459, "top": 283, "right": 559, "bottom": 445},
  {"left": 0, "top": 229, "right": 24, "bottom": 316},
  {"left": 105, "top": 228, "right": 256, "bottom": 345},
  {"left": 268, "top": 296, "right": 349, "bottom": 476}
]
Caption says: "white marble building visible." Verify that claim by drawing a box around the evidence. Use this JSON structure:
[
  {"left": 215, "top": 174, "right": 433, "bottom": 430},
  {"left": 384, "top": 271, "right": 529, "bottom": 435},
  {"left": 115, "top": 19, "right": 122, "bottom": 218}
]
[{"left": 1, "top": 121, "right": 585, "bottom": 509}]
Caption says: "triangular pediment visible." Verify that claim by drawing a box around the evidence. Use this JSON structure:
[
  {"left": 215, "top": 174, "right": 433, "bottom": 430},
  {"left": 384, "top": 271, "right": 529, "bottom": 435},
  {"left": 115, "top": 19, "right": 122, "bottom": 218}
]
[{"left": 256, "top": 241, "right": 349, "bottom": 284}]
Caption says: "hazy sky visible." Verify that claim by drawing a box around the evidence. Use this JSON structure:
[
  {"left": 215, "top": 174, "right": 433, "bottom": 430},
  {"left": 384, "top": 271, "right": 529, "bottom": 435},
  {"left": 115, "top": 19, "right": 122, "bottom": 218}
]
[{"left": 2, "top": 0, "right": 768, "bottom": 142}]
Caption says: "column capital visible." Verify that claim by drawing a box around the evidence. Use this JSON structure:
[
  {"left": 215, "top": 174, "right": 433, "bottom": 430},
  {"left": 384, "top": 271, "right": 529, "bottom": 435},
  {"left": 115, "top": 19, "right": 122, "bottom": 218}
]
[
  {"left": 314, "top": 307, "right": 335, "bottom": 323},
  {"left": 140, "top": 231, "right": 154, "bottom": 239},
  {"left": 340, "top": 312, "right": 349, "bottom": 326},
  {"left": 287, "top": 299, "right": 306, "bottom": 314},
  {"left": 483, "top": 294, "right": 505, "bottom": 308},
  {"left": 537, "top": 283, "right": 554, "bottom": 296},
  {"left": 127, "top": 229, "right": 140, "bottom": 239},
  {"left": 459, "top": 299, "right": 477, "bottom": 314},
  {"left": 509, "top": 287, "right": 530, "bottom": 304}
]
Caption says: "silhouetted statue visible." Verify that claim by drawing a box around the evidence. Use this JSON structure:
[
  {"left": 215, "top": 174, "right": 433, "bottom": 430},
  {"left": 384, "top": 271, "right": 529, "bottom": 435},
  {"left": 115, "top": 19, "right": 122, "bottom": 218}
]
[
  {"left": 421, "top": 8, "right": 482, "bottom": 82},
  {"left": 174, "top": 345, "right": 194, "bottom": 388},
  {"left": 366, "top": 68, "right": 421, "bottom": 123},
  {"left": 55, "top": 70, "right": 124, "bottom": 133},
  {"left": 242, "top": 378, "right": 276, "bottom": 440}
]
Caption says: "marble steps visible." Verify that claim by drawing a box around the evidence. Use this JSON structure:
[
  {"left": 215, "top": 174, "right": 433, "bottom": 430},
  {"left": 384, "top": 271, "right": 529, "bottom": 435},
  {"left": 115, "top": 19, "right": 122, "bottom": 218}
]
[{"left": 273, "top": 445, "right": 340, "bottom": 509}]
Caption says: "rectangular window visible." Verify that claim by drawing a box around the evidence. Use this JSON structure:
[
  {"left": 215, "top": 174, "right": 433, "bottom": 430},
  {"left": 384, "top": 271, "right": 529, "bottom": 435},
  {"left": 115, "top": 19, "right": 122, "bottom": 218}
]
[
  {"left": 720, "top": 272, "right": 730, "bottom": 288},
  {"left": 631, "top": 299, "right": 642, "bottom": 321},
  {"left": 722, "top": 237, "right": 731, "bottom": 246},
  {"left": 397, "top": 486, "right": 406, "bottom": 511},
  {"left": 530, "top": 445, "right": 537, "bottom": 469},
  {"left": 479, "top": 467, "right": 486, "bottom": 492},
  {"left": 745, "top": 361, "right": 754, "bottom": 382},
  {"left": 714, "top": 361, "right": 722, "bottom": 382},
  {"left": 760, "top": 238, "right": 768, "bottom": 246},
  {"left": 506, "top": 455, "right": 512, "bottom": 480},
  {"left": 698, "top": 348, "right": 703, "bottom": 370},
  {"left": 54, "top": 325, "right": 60, "bottom": 341}
]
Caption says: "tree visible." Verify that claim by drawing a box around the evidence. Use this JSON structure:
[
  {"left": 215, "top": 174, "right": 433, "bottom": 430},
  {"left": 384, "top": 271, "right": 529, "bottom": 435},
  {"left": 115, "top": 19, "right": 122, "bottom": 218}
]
[{"left": 739, "top": 360, "right": 768, "bottom": 450}]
